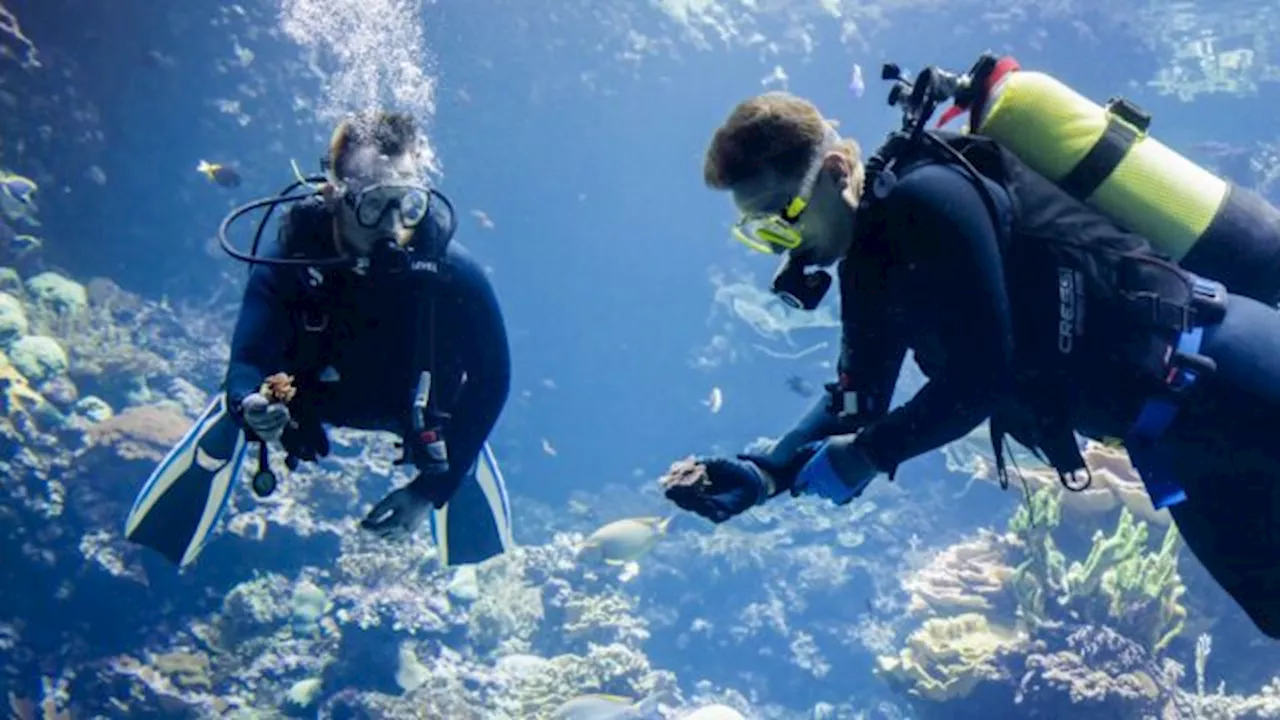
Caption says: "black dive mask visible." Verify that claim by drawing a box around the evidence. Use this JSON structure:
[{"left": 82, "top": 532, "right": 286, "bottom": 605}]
[
  {"left": 216, "top": 173, "right": 458, "bottom": 271},
  {"left": 771, "top": 252, "right": 833, "bottom": 311}
]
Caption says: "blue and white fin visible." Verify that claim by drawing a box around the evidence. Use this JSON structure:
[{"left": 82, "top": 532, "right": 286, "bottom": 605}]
[
  {"left": 429, "top": 442, "right": 514, "bottom": 567},
  {"left": 123, "top": 394, "right": 247, "bottom": 568}
]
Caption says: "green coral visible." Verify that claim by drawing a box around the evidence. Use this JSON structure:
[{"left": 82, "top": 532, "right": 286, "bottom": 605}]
[
  {"left": 25, "top": 272, "right": 87, "bottom": 315},
  {"left": 1008, "top": 488, "right": 1066, "bottom": 624},
  {"left": 8, "top": 334, "right": 68, "bottom": 384},
  {"left": 875, "top": 613, "right": 1025, "bottom": 702},
  {"left": 1100, "top": 523, "right": 1187, "bottom": 654},
  {"left": 1008, "top": 488, "right": 1187, "bottom": 652},
  {"left": 0, "top": 291, "right": 27, "bottom": 348},
  {"left": 1064, "top": 506, "right": 1148, "bottom": 599}
]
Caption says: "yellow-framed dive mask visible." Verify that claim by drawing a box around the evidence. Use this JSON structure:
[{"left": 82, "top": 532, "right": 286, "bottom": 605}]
[
  {"left": 732, "top": 196, "right": 809, "bottom": 254},
  {"left": 730, "top": 146, "right": 827, "bottom": 255}
]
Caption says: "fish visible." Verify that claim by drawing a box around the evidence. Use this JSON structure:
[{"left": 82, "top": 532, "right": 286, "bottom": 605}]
[
  {"left": 683, "top": 705, "right": 748, "bottom": 720},
  {"left": 703, "top": 386, "right": 723, "bottom": 413},
  {"left": 552, "top": 694, "right": 656, "bottom": 720},
  {"left": 579, "top": 516, "right": 673, "bottom": 566},
  {"left": 785, "top": 374, "right": 816, "bottom": 398},
  {"left": 0, "top": 172, "right": 38, "bottom": 212},
  {"left": 849, "top": 63, "right": 865, "bottom": 98},
  {"left": 0, "top": 172, "right": 39, "bottom": 226},
  {"left": 0, "top": 215, "right": 40, "bottom": 258},
  {"left": 197, "top": 159, "right": 242, "bottom": 188}
]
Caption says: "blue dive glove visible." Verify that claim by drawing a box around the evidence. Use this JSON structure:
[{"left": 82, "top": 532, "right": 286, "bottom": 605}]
[{"left": 794, "top": 434, "right": 878, "bottom": 505}]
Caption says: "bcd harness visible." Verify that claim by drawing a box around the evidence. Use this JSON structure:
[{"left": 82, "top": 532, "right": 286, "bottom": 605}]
[
  {"left": 282, "top": 210, "right": 454, "bottom": 477},
  {"left": 826, "top": 126, "right": 1227, "bottom": 511}
]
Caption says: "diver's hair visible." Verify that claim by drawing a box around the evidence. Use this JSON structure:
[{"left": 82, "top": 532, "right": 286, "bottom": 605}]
[
  {"left": 328, "top": 110, "right": 419, "bottom": 178},
  {"left": 703, "top": 92, "right": 863, "bottom": 193}
]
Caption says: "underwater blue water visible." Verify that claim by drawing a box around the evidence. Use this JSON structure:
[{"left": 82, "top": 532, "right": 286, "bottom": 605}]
[{"left": 7, "top": 0, "right": 1280, "bottom": 716}]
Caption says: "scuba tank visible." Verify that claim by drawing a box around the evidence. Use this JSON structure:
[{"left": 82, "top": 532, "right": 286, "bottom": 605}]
[{"left": 878, "top": 53, "right": 1280, "bottom": 306}]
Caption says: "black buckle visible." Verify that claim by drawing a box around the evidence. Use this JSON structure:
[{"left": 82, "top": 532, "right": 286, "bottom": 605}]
[
  {"left": 1106, "top": 97, "right": 1151, "bottom": 133},
  {"left": 1129, "top": 291, "right": 1192, "bottom": 333},
  {"left": 1190, "top": 277, "right": 1227, "bottom": 326},
  {"left": 302, "top": 308, "right": 328, "bottom": 333},
  {"left": 824, "top": 381, "right": 845, "bottom": 415}
]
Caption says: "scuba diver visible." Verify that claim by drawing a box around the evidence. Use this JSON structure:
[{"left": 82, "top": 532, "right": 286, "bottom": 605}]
[
  {"left": 662, "top": 54, "right": 1280, "bottom": 639},
  {"left": 125, "top": 111, "right": 514, "bottom": 569}
]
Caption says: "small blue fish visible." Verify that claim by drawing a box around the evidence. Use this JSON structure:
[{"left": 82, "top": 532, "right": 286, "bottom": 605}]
[
  {"left": 0, "top": 173, "right": 38, "bottom": 211},
  {"left": 849, "top": 63, "right": 865, "bottom": 98},
  {"left": 0, "top": 215, "right": 41, "bottom": 257}
]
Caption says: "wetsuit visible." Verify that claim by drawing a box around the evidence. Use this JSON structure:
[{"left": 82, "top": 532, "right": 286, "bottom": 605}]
[
  {"left": 224, "top": 200, "right": 511, "bottom": 502},
  {"left": 764, "top": 161, "right": 1280, "bottom": 638}
]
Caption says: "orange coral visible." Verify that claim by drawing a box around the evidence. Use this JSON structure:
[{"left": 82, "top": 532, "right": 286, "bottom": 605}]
[{"left": 259, "top": 373, "right": 296, "bottom": 404}]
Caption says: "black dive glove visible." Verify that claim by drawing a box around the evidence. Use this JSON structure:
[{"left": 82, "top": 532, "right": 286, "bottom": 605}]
[
  {"left": 280, "top": 418, "right": 330, "bottom": 465},
  {"left": 660, "top": 445, "right": 818, "bottom": 524},
  {"left": 361, "top": 467, "right": 458, "bottom": 540}
]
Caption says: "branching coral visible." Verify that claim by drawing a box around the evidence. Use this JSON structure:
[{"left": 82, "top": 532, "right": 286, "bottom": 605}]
[{"left": 1010, "top": 488, "right": 1187, "bottom": 654}]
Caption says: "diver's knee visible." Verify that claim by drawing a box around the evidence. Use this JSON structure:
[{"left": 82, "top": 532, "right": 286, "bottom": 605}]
[
  {"left": 1240, "top": 589, "right": 1280, "bottom": 639},
  {"left": 1251, "top": 611, "right": 1280, "bottom": 640}
]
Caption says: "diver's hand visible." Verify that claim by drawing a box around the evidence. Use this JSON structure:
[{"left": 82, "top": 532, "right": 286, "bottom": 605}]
[
  {"left": 361, "top": 486, "right": 431, "bottom": 540},
  {"left": 239, "top": 392, "right": 291, "bottom": 444},
  {"left": 280, "top": 418, "right": 330, "bottom": 464},
  {"left": 793, "top": 434, "right": 878, "bottom": 505},
  {"left": 660, "top": 455, "right": 775, "bottom": 523}
]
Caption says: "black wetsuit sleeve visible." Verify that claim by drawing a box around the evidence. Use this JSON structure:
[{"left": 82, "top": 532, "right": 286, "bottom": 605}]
[
  {"left": 758, "top": 258, "right": 905, "bottom": 485},
  {"left": 411, "top": 243, "right": 512, "bottom": 497},
  {"left": 853, "top": 165, "right": 1014, "bottom": 471},
  {"left": 225, "top": 255, "right": 296, "bottom": 415}
]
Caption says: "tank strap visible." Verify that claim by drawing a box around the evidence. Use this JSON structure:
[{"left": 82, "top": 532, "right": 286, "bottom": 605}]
[{"left": 1058, "top": 97, "right": 1152, "bottom": 202}]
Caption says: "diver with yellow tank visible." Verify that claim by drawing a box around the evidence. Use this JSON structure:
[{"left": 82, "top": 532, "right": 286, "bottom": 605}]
[
  {"left": 660, "top": 54, "right": 1280, "bottom": 640},
  {"left": 942, "top": 53, "right": 1280, "bottom": 306}
]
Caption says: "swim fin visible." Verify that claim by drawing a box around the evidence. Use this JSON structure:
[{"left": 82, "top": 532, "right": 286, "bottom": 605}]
[
  {"left": 429, "top": 443, "right": 514, "bottom": 566},
  {"left": 124, "top": 394, "right": 248, "bottom": 568}
]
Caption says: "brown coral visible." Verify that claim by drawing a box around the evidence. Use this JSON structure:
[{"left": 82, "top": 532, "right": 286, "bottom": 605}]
[{"left": 84, "top": 405, "right": 190, "bottom": 465}]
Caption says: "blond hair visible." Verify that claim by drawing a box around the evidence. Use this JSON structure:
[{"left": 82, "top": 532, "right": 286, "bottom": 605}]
[
  {"left": 327, "top": 110, "right": 418, "bottom": 178},
  {"left": 703, "top": 92, "right": 864, "bottom": 195}
]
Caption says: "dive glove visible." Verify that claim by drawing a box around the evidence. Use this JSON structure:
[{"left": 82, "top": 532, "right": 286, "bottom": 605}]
[
  {"left": 794, "top": 434, "right": 878, "bottom": 504},
  {"left": 239, "top": 392, "right": 291, "bottom": 444},
  {"left": 361, "top": 473, "right": 456, "bottom": 540},
  {"left": 361, "top": 485, "right": 432, "bottom": 540},
  {"left": 661, "top": 455, "right": 777, "bottom": 523}
]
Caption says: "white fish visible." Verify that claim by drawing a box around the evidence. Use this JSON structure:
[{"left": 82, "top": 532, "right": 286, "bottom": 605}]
[
  {"left": 682, "top": 705, "right": 748, "bottom": 720},
  {"left": 553, "top": 694, "right": 644, "bottom": 720},
  {"left": 849, "top": 63, "right": 865, "bottom": 98},
  {"left": 704, "top": 386, "right": 723, "bottom": 414},
  {"left": 579, "top": 516, "right": 673, "bottom": 565}
]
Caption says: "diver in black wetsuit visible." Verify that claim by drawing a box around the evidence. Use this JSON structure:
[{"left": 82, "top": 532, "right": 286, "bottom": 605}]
[
  {"left": 662, "top": 91, "right": 1280, "bottom": 639},
  {"left": 227, "top": 111, "right": 512, "bottom": 540}
]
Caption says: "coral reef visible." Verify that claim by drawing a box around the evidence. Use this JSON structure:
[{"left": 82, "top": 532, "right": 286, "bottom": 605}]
[
  {"left": 875, "top": 486, "right": 1203, "bottom": 718},
  {"left": 3, "top": 260, "right": 1280, "bottom": 720}
]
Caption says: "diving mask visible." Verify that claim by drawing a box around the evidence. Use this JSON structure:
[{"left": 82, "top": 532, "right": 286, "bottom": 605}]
[
  {"left": 341, "top": 182, "right": 432, "bottom": 229},
  {"left": 731, "top": 124, "right": 839, "bottom": 255}
]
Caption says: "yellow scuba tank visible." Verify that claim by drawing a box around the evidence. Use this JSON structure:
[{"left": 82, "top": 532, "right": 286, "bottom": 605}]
[
  {"left": 941, "top": 55, "right": 1280, "bottom": 306},
  {"left": 972, "top": 67, "right": 1226, "bottom": 263}
]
